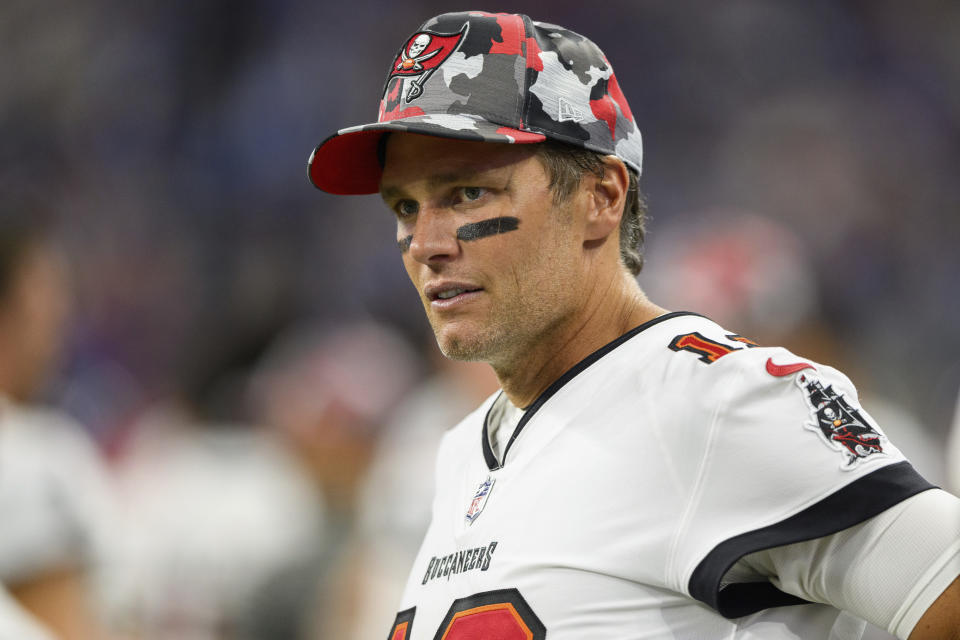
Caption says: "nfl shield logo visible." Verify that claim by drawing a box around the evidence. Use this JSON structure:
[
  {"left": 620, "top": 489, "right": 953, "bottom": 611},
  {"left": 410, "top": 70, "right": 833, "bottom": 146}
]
[{"left": 465, "top": 475, "right": 495, "bottom": 524}]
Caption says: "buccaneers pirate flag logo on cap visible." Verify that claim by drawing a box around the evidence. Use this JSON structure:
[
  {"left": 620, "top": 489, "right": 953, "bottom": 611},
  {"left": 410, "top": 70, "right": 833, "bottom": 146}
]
[{"left": 385, "top": 25, "right": 467, "bottom": 103}]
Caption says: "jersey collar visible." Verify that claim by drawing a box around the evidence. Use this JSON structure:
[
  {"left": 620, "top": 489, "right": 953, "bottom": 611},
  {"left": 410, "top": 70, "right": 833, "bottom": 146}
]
[{"left": 481, "top": 311, "right": 706, "bottom": 470}]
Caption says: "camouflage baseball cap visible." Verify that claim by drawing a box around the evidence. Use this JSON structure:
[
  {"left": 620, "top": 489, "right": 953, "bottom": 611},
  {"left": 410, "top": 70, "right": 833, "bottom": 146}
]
[{"left": 308, "top": 11, "right": 643, "bottom": 195}]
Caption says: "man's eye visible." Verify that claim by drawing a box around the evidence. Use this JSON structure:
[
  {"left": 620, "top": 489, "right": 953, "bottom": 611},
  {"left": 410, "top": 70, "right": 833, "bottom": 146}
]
[
  {"left": 396, "top": 200, "right": 418, "bottom": 217},
  {"left": 461, "top": 187, "right": 485, "bottom": 202}
]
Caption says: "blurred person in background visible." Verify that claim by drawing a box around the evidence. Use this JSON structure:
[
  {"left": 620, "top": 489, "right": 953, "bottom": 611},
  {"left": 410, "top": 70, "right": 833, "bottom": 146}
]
[
  {"left": 108, "top": 312, "right": 326, "bottom": 640},
  {"left": 0, "top": 205, "right": 115, "bottom": 639},
  {"left": 250, "top": 320, "right": 420, "bottom": 638}
]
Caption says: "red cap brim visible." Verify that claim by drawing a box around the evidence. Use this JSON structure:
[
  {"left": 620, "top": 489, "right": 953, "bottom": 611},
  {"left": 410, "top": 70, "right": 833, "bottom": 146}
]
[
  {"left": 308, "top": 129, "right": 386, "bottom": 196},
  {"left": 307, "top": 118, "right": 547, "bottom": 196}
]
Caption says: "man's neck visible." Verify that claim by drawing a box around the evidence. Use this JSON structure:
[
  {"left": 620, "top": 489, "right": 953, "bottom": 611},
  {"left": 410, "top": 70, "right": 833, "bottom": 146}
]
[{"left": 493, "top": 272, "right": 666, "bottom": 408}]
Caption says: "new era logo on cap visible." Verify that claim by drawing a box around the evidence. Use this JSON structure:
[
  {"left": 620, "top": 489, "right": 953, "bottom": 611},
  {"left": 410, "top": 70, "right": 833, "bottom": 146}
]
[
  {"left": 557, "top": 97, "right": 585, "bottom": 122},
  {"left": 307, "top": 11, "right": 642, "bottom": 195}
]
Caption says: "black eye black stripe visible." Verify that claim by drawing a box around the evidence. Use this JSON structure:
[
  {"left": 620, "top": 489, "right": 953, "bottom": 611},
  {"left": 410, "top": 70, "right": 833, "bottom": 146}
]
[
  {"left": 397, "top": 217, "right": 520, "bottom": 253},
  {"left": 456, "top": 216, "right": 520, "bottom": 241}
]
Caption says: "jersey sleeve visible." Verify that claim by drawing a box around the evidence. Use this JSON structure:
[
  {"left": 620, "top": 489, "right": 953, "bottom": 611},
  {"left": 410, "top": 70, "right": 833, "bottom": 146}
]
[
  {"left": 739, "top": 488, "right": 960, "bottom": 639},
  {"left": 668, "top": 345, "right": 936, "bottom": 618}
]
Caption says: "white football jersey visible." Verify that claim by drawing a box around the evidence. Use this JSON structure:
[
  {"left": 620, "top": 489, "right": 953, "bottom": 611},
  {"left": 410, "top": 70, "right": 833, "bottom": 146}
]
[{"left": 388, "top": 313, "right": 937, "bottom": 639}]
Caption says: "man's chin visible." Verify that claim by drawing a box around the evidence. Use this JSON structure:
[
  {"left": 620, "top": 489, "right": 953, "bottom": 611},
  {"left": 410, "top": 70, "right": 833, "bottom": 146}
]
[
  {"left": 434, "top": 326, "right": 496, "bottom": 362},
  {"left": 436, "top": 338, "right": 485, "bottom": 362}
]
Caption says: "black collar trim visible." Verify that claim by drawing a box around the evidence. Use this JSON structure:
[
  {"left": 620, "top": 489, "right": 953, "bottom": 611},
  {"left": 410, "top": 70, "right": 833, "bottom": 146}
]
[{"left": 481, "top": 311, "right": 706, "bottom": 470}]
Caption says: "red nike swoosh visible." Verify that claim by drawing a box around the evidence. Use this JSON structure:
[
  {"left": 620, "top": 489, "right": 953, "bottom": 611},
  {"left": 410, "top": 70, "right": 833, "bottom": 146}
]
[{"left": 765, "top": 357, "right": 814, "bottom": 377}]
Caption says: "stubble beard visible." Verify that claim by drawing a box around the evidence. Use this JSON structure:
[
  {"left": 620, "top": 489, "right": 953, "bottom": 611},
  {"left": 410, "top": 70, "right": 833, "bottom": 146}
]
[
  {"left": 430, "top": 283, "right": 575, "bottom": 371},
  {"left": 430, "top": 301, "right": 516, "bottom": 364},
  {"left": 435, "top": 327, "right": 502, "bottom": 363}
]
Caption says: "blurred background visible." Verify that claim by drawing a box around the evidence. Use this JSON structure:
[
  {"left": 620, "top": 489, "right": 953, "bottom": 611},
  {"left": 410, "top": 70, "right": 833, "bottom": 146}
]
[{"left": 1, "top": 0, "right": 958, "bottom": 638}]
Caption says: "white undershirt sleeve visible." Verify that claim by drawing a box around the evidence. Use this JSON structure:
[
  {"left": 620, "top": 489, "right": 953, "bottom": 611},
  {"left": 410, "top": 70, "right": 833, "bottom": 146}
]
[{"left": 732, "top": 488, "right": 960, "bottom": 639}]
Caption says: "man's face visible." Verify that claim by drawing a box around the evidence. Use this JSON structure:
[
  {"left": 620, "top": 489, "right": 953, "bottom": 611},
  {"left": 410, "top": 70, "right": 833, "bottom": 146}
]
[
  {"left": 0, "top": 241, "right": 70, "bottom": 401},
  {"left": 380, "top": 134, "right": 588, "bottom": 365}
]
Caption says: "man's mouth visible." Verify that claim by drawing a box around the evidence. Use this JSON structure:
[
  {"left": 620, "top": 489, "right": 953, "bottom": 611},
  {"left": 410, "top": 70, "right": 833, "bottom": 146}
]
[
  {"left": 437, "top": 287, "right": 477, "bottom": 300},
  {"left": 425, "top": 283, "right": 484, "bottom": 303}
]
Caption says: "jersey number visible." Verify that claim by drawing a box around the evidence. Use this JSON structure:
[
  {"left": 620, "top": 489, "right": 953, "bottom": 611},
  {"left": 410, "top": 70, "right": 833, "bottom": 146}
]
[
  {"left": 668, "top": 332, "right": 757, "bottom": 364},
  {"left": 388, "top": 588, "right": 546, "bottom": 640}
]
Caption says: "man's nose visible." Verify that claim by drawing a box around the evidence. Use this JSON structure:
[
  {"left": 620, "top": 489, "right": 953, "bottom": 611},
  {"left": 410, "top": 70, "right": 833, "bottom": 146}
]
[{"left": 407, "top": 209, "right": 460, "bottom": 265}]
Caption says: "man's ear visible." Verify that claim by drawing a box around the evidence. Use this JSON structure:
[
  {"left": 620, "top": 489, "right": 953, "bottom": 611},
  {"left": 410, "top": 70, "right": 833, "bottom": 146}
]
[{"left": 583, "top": 156, "right": 630, "bottom": 242}]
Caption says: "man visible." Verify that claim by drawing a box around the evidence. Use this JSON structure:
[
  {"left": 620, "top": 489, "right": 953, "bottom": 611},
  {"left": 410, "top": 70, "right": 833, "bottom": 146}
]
[
  {"left": 306, "top": 11, "right": 959, "bottom": 639},
  {"left": 0, "top": 209, "right": 113, "bottom": 640}
]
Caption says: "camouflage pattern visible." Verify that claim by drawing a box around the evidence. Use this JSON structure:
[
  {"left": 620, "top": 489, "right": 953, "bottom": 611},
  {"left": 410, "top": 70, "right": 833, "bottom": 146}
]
[{"left": 308, "top": 11, "right": 643, "bottom": 195}]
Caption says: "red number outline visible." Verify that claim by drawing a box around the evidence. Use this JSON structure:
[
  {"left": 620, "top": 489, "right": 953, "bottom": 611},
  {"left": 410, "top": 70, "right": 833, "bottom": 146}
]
[
  {"left": 388, "top": 589, "right": 545, "bottom": 640},
  {"left": 726, "top": 333, "right": 759, "bottom": 347},
  {"left": 434, "top": 589, "right": 545, "bottom": 640},
  {"left": 388, "top": 606, "right": 416, "bottom": 640},
  {"left": 669, "top": 331, "right": 741, "bottom": 364}
]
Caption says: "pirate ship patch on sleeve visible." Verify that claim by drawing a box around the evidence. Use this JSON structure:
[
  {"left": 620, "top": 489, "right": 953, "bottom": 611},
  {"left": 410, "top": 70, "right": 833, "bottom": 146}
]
[{"left": 794, "top": 369, "right": 887, "bottom": 470}]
